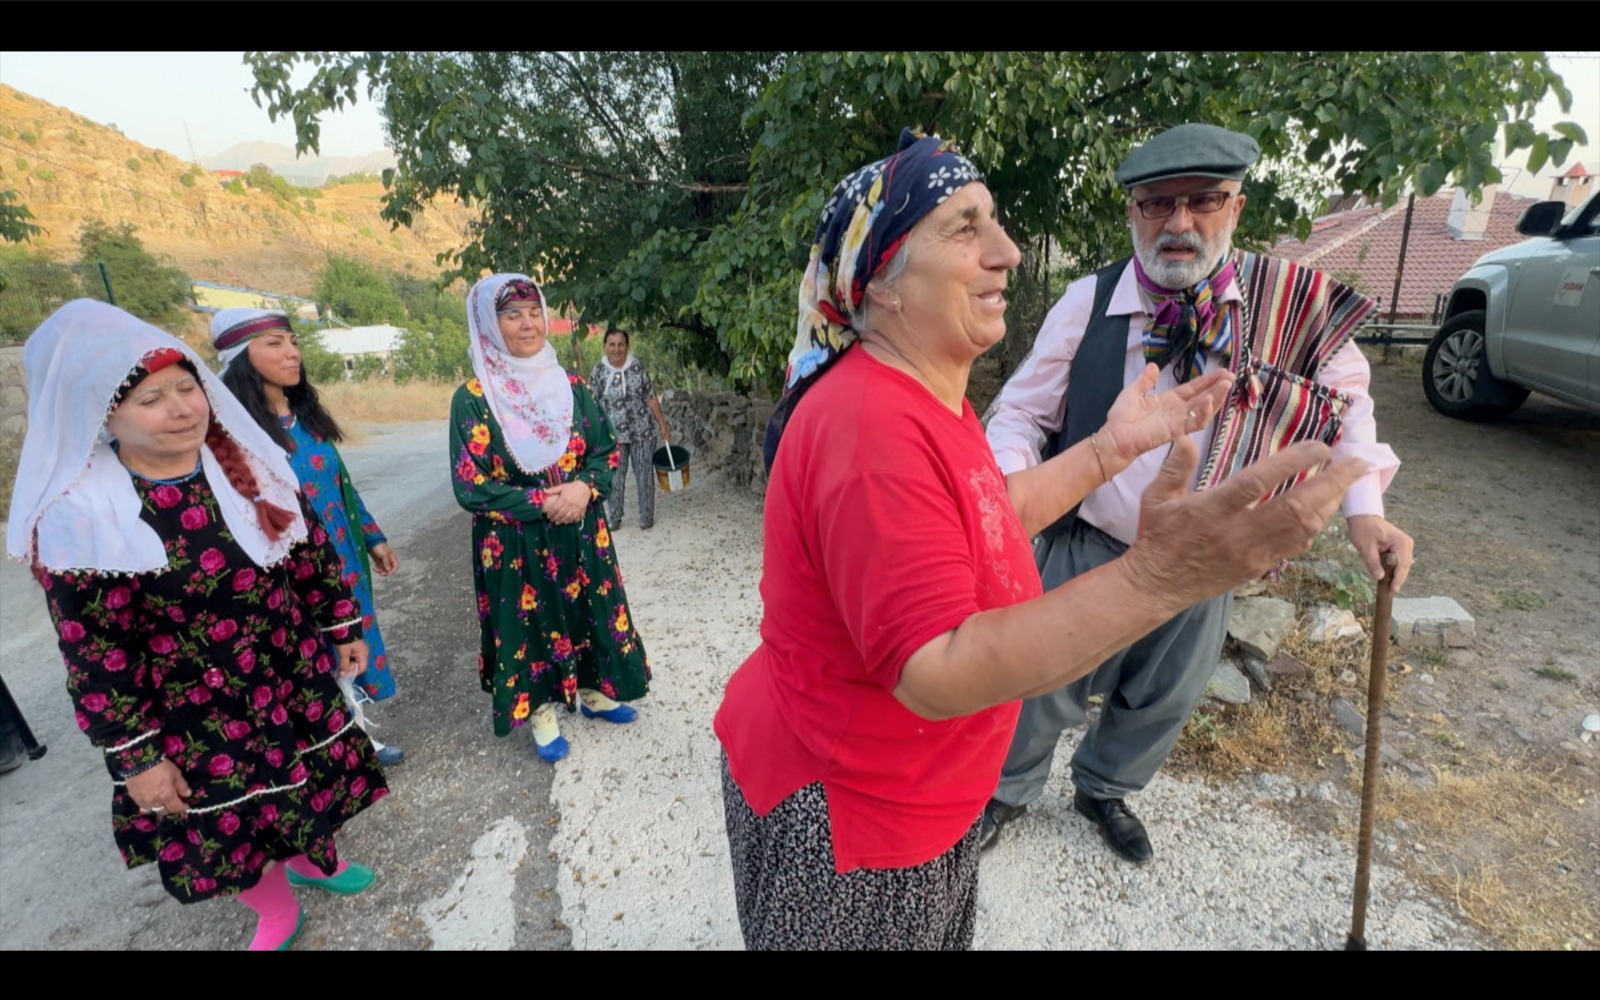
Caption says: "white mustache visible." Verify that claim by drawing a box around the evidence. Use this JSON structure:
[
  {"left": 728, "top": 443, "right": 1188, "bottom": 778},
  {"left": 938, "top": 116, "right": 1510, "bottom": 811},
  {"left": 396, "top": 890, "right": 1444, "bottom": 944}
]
[{"left": 1157, "top": 233, "right": 1204, "bottom": 253}]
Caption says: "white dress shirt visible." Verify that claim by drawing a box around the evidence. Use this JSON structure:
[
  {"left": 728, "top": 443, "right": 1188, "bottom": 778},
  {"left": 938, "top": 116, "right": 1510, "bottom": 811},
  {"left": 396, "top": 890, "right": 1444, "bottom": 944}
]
[{"left": 985, "top": 262, "right": 1399, "bottom": 546}]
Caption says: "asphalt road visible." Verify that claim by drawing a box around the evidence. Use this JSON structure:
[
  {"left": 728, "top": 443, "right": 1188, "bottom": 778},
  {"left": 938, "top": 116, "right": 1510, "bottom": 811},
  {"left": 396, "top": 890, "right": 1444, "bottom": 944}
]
[{"left": 0, "top": 420, "right": 571, "bottom": 951}]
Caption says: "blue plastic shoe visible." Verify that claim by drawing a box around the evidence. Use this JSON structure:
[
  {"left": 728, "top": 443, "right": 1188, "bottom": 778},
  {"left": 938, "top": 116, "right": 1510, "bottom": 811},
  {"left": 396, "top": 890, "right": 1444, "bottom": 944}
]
[
  {"left": 375, "top": 744, "right": 405, "bottom": 766},
  {"left": 579, "top": 703, "right": 638, "bottom": 724},
  {"left": 534, "top": 734, "right": 570, "bottom": 763},
  {"left": 286, "top": 861, "right": 376, "bottom": 896}
]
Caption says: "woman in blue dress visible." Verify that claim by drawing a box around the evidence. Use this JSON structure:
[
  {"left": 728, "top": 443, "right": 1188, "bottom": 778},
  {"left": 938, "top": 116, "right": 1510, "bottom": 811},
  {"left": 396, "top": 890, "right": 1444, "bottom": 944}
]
[{"left": 213, "top": 308, "right": 405, "bottom": 766}]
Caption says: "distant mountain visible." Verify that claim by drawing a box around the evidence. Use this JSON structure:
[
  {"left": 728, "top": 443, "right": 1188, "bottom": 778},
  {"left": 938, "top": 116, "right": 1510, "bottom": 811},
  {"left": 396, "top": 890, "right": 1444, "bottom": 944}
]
[
  {"left": 200, "top": 141, "right": 397, "bottom": 186},
  {"left": 0, "top": 84, "right": 474, "bottom": 309}
]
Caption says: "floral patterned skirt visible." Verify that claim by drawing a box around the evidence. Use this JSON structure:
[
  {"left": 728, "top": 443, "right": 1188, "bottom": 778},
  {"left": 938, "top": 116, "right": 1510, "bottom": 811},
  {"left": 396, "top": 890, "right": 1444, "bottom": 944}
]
[
  {"left": 105, "top": 623, "right": 390, "bottom": 905},
  {"left": 471, "top": 511, "right": 651, "bottom": 737}
]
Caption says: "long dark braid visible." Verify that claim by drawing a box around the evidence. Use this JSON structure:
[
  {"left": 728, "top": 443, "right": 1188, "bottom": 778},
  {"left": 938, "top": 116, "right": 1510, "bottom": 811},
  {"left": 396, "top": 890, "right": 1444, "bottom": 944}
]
[{"left": 204, "top": 416, "right": 296, "bottom": 539}]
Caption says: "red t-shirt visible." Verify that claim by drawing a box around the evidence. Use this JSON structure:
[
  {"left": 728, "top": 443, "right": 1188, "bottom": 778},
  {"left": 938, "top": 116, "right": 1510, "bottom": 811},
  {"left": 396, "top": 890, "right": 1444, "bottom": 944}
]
[{"left": 714, "top": 347, "right": 1044, "bottom": 873}]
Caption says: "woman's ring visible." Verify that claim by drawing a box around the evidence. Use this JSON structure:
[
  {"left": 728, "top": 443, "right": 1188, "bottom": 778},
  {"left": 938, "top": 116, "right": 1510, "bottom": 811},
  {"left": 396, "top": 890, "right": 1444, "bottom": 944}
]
[
  {"left": 1188, "top": 409, "right": 1196, "bottom": 420},
  {"left": 146, "top": 805, "right": 165, "bottom": 815}
]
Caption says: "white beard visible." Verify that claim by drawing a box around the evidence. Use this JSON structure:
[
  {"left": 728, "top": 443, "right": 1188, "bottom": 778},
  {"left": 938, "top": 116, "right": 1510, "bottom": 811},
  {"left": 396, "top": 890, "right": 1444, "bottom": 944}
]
[{"left": 1133, "top": 227, "right": 1232, "bottom": 290}]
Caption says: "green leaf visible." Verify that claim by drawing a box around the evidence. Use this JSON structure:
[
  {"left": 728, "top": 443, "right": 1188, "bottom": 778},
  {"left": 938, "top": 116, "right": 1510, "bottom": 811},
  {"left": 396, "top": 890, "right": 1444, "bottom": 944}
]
[
  {"left": 1527, "top": 134, "right": 1550, "bottom": 176},
  {"left": 1552, "top": 121, "right": 1588, "bottom": 144}
]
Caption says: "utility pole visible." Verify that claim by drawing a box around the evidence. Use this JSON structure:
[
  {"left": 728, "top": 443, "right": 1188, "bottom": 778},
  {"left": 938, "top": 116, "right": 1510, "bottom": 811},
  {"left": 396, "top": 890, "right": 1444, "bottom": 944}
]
[
  {"left": 184, "top": 122, "right": 212, "bottom": 234},
  {"left": 1385, "top": 192, "right": 1417, "bottom": 363}
]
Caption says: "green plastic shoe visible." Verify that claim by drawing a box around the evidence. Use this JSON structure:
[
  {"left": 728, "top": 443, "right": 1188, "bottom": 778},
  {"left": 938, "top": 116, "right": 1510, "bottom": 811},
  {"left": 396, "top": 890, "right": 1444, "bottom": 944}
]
[{"left": 286, "top": 860, "right": 375, "bottom": 896}]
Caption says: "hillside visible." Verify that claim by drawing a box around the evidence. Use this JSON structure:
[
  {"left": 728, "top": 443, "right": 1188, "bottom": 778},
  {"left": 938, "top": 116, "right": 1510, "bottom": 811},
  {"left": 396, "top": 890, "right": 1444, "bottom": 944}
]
[{"left": 0, "top": 84, "right": 476, "bottom": 300}]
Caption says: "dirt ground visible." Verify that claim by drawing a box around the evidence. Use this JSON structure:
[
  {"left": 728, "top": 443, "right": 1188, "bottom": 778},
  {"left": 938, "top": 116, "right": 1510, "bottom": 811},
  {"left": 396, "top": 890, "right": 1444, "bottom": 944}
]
[{"left": 1222, "top": 347, "right": 1600, "bottom": 949}]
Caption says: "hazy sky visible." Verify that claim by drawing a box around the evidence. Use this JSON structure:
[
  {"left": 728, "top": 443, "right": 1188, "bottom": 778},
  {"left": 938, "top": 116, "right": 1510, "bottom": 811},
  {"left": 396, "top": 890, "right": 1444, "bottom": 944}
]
[
  {"left": 0, "top": 51, "right": 389, "bottom": 159},
  {"left": 0, "top": 51, "right": 1594, "bottom": 195}
]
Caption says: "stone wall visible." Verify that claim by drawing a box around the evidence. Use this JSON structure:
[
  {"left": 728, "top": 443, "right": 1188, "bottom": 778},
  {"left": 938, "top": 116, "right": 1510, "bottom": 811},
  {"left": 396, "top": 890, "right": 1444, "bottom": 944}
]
[
  {"left": 657, "top": 389, "right": 774, "bottom": 497},
  {"left": 0, "top": 346, "right": 25, "bottom": 448}
]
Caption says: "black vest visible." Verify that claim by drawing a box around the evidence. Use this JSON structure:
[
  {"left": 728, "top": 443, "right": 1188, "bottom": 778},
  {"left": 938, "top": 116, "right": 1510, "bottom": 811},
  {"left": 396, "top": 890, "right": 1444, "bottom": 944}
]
[{"left": 1037, "top": 258, "right": 1131, "bottom": 544}]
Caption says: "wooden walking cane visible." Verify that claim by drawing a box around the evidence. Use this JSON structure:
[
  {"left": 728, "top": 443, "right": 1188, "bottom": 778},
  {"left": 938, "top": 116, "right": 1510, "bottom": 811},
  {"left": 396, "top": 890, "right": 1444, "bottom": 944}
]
[{"left": 1346, "top": 551, "right": 1398, "bottom": 951}]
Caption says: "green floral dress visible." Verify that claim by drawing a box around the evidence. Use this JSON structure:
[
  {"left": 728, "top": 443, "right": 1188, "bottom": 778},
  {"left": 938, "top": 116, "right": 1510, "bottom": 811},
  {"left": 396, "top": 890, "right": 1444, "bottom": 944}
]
[{"left": 449, "top": 374, "right": 652, "bottom": 737}]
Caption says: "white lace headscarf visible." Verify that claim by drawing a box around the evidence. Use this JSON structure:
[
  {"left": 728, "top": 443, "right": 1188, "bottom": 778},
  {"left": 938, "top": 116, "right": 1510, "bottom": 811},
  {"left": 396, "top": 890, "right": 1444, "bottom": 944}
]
[
  {"left": 6, "top": 299, "right": 306, "bottom": 574},
  {"left": 465, "top": 273, "right": 574, "bottom": 475}
]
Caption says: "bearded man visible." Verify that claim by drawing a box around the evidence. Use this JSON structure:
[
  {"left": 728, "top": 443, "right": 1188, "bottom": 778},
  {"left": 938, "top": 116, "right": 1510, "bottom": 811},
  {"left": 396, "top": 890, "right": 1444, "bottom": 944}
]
[{"left": 978, "top": 123, "right": 1415, "bottom": 864}]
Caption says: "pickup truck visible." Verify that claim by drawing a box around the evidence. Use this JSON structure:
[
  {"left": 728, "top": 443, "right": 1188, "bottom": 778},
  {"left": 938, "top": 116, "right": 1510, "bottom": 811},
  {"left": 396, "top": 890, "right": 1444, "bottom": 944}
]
[{"left": 1424, "top": 189, "right": 1600, "bottom": 420}]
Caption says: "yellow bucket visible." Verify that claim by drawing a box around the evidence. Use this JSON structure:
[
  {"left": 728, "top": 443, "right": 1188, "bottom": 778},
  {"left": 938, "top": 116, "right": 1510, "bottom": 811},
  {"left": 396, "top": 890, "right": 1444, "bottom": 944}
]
[{"left": 652, "top": 443, "right": 691, "bottom": 493}]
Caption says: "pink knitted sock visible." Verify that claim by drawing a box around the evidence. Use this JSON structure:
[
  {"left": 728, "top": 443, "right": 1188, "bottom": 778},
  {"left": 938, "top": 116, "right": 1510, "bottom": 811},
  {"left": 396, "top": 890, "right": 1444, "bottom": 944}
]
[
  {"left": 286, "top": 853, "right": 349, "bottom": 880},
  {"left": 236, "top": 862, "right": 301, "bottom": 951}
]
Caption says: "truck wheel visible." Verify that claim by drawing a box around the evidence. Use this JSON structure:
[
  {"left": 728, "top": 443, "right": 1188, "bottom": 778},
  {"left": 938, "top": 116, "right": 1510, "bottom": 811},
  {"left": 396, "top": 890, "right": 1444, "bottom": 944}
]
[{"left": 1422, "top": 310, "right": 1529, "bottom": 421}]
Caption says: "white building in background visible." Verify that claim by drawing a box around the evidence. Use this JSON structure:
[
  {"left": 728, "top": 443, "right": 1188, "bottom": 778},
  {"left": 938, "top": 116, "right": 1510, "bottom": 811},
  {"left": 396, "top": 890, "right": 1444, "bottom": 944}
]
[{"left": 317, "top": 324, "right": 405, "bottom": 377}]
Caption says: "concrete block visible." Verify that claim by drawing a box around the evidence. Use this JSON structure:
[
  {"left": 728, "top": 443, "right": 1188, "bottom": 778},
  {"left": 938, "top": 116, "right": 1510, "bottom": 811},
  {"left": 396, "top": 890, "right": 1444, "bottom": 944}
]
[{"left": 1390, "top": 596, "right": 1475, "bottom": 648}]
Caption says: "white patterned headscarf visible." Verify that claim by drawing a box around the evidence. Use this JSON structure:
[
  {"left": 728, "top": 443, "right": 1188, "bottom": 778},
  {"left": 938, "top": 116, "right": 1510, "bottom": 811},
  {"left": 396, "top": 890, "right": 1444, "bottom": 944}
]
[
  {"left": 6, "top": 299, "right": 306, "bottom": 573},
  {"left": 465, "top": 273, "right": 575, "bottom": 475}
]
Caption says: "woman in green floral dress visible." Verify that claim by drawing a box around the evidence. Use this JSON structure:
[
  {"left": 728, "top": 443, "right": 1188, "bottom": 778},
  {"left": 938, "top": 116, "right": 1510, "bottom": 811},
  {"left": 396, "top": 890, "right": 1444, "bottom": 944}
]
[{"left": 449, "top": 273, "right": 651, "bottom": 763}]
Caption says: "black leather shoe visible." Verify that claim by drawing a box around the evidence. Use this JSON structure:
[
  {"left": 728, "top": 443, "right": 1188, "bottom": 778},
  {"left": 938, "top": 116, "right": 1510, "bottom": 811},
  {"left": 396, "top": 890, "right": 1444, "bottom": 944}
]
[
  {"left": 978, "top": 798, "right": 1027, "bottom": 852},
  {"left": 1073, "top": 789, "right": 1153, "bottom": 865}
]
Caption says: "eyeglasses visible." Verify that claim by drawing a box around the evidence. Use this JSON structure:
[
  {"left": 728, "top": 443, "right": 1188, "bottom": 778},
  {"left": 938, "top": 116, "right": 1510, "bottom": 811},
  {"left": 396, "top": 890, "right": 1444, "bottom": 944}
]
[{"left": 1132, "top": 191, "right": 1234, "bottom": 220}]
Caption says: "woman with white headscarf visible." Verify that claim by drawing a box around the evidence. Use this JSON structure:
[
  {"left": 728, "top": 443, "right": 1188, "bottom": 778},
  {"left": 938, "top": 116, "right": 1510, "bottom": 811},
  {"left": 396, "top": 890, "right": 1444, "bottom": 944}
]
[
  {"left": 6, "top": 300, "right": 389, "bottom": 950},
  {"left": 450, "top": 274, "right": 651, "bottom": 763},
  {"left": 211, "top": 307, "right": 406, "bottom": 767}
]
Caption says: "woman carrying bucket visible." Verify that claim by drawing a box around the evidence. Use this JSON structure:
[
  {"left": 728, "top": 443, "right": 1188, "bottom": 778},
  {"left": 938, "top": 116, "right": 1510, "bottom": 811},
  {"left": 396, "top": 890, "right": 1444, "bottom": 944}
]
[
  {"left": 450, "top": 275, "right": 652, "bottom": 764},
  {"left": 589, "top": 328, "right": 671, "bottom": 530}
]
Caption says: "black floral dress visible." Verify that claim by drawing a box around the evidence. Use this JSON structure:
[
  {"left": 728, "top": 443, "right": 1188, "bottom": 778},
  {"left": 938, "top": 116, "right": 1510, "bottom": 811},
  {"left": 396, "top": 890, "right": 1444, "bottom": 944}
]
[{"left": 39, "top": 466, "right": 388, "bottom": 903}]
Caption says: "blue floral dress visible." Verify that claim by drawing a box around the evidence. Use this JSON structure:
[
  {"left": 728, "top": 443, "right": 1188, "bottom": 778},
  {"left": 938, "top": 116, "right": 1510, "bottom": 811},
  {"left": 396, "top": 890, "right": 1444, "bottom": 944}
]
[{"left": 280, "top": 415, "right": 395, "bottom": 701}]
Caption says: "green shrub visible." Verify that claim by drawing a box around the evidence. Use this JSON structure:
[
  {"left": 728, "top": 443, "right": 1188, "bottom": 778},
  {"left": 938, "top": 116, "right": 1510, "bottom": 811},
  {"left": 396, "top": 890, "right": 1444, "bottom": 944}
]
[
  {"left": 225, "top": 179, "right": 245, "bottom": 195},
  {"left": 33, "top": 168, "right": 55, "bottom": 181},
  {"left": 13, "top": 157, "right": 26, "bottom": 171},
  {"left": 126, "top": 158, "right": 141, "bottom": 172},
  {"left": 179, "top": 171, "right": 197, "bottom": 188},
  {"left": 75, "top": 218, "right": 191, "bottom": 325},
  {"left": 0, "top": 124, "right": 13, "bottom": 140},
  {"left": 18, "top": 130, "right": 38, "bottom": 146}
]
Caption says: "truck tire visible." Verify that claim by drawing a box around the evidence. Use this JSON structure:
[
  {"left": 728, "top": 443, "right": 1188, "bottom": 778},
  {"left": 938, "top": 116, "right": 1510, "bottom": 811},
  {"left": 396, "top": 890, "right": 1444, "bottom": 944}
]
[{"left": 1422, "top": 310, "right": 1529, "bottom": 421}]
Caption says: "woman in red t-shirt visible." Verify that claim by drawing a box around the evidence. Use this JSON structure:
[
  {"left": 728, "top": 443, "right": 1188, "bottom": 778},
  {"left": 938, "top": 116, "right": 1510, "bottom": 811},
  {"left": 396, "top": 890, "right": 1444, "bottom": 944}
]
[{"left": 713, "top": 130, "right": 1370, "bottom": 950}]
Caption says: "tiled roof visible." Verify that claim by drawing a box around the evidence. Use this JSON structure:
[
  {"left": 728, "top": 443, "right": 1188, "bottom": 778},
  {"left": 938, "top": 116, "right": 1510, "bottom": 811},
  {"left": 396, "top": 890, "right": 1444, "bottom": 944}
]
[
  {"left": 1268, "top": 190, "right": 1541, "bottom": 318},
  {"left": 1561, "top": 162, "right": 1590, "bottom": 179}
]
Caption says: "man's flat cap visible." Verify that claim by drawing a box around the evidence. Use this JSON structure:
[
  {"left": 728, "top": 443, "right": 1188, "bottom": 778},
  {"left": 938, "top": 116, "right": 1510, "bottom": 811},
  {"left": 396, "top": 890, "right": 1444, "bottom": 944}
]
[{"left": 1115, "top": 123, "right": 1260, "bottom": 188}]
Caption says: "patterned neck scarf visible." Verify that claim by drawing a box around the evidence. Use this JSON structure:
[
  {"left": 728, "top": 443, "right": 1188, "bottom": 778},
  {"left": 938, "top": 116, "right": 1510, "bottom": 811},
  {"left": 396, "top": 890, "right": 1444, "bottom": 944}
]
[
  {"left": 763, "top": 128, "right": 983, "bottom": 472},
  {"left": 1132, "top": 254, "right": 1238, "bottom": 383}
]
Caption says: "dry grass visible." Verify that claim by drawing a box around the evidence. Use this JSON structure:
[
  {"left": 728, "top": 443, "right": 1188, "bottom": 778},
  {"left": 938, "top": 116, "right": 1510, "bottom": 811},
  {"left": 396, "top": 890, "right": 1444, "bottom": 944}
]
[
  {"left": 1165, "top": 526, "right": 1599, "bottom": 951},
  {"left": 318, "top": 378, "right": 458, "bottom": 445},
  {"left": 1372, "top": 763, "right": 1598, "bottom": 951}
]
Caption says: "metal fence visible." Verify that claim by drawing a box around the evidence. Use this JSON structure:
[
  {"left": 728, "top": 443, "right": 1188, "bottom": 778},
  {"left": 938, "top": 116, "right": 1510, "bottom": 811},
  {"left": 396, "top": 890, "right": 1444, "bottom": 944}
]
[
  {"left": 1351, "top": 293, "right": 1450, "bottom": 348},
  {"left": 0, "top": 258, "right": 117, "bottom": 344}
]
